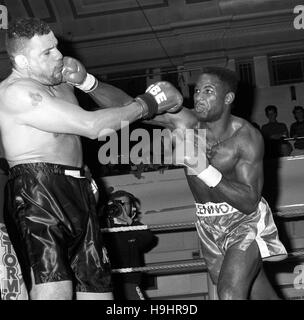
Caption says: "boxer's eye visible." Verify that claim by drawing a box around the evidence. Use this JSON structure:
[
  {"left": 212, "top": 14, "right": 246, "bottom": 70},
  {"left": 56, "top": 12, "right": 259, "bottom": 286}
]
[{"left": 204, "top": 88, "right": 214, "bottom": 94}]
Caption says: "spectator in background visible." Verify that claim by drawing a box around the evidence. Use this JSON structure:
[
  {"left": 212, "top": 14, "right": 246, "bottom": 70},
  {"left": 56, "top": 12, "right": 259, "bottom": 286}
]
[
  {"left": 101, "top": 190, "right": 158, "bottom": 300},
  {"left": 290, "top": 106, "right": 304, "bottom": 155},
  {"left": 261, "top": 105, "right": 289, "bottom": 158},
  {"left": 261, "top": 105, "right": 289, "bottom": 140}
]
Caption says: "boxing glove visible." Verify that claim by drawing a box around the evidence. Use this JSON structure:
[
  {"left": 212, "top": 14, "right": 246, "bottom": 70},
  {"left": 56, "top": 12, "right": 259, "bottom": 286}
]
[
  {"left": 136, "top": 81, "right": 183, "bottom": 119},
  {"left": 62, "top": 56, "right": 98, "bottom": 92}
]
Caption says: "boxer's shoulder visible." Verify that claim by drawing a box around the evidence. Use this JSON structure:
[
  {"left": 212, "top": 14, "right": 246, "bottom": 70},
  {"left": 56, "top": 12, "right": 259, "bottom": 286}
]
[
  {"left": 172, "top": 107, "right": 198, "bottom": 129},
  {"left": 0, "top": 78, "right": 53, "bottom": 115},
  {"left": 3, "top": 77, "right": 45, "bottom": 97},
  {"left": 231, "top": 116, "right": 263, "bottom": 159},
  {"left": 231, "top": 116, "right": 262, "bottom": 140}
]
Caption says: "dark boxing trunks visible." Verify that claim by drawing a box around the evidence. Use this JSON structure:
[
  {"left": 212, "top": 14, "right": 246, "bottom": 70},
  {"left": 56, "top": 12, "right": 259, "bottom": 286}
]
[{"left": 5, "top": 162, "right": 112, "bottom": 293}]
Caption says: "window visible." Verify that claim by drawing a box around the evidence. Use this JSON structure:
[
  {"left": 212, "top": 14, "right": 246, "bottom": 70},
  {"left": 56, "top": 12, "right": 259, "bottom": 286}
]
[
  {"left": 235, "top": 59, "right": 255, "bottom": 87},
  {"left": 269, "top": 53, "right": 304, "bottom": 86}
]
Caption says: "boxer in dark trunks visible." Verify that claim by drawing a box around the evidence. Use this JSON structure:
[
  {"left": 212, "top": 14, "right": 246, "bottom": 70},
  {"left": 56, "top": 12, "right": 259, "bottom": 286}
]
[{"left": 0, "top": 18, "right": 182, "bottom": 299}]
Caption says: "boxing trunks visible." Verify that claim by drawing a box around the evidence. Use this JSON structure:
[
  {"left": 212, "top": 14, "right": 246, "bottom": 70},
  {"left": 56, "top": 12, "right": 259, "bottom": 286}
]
[
  {"left": 4, "top": 162, "right": 112, "bottom": 293},
  {"left": 195, "top": 197, "right": 287, "bottom": 283}
]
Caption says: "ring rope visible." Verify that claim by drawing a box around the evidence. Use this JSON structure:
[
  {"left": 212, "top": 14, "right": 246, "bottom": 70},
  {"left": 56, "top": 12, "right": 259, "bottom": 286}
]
[
  {"left": 112, "top": 261, "right": 206, "bottom": 274},
  {"left": 101, "top": 208, "right": 304, "bottom": 233},
  {"left": 112, "top": 249, "right": 304, "bottom": 274},
  {"left": 103, "top": 205, "right": 304, "bottom": 274},
  {"left": 101, "top": 205, "right": 304, "bottom": 233},
  {"left": 101, "top": 225, "right": 149, "bottom": 233},
  {"left": 100, "top": 222, "right": 196, "bottom": 233},
  {"left": 275, "top": 205, "right": 304, "bottom": 218}
]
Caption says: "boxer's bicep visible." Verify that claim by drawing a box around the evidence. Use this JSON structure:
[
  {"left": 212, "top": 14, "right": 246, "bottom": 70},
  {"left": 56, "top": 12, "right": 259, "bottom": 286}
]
[
  {"left": 236, "top": 158, "right": 262, "bottom": 192},
  {"left": 235, "top": 137, "right": 264, "bottom": 202}
]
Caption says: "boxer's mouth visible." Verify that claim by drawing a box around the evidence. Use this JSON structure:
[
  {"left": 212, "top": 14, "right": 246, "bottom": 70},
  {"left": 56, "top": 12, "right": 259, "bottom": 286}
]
[
  {"left": 195, "top": 102, "right": 209, "bottom": 114},
  {"left": 56, "top": 64, "right": 64, "bottom": 73}
]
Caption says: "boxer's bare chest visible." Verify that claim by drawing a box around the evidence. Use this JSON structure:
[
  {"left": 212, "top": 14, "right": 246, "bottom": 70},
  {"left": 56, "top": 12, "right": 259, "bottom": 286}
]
[
  {"left": 47, "top": 85, "right": 79, "bottom": 138},
  {"left": 206, "top": 136, "right": 239, "bottom": 174},
  {"left": 186, "top": 127, "right": 241, "bottom": 203}
]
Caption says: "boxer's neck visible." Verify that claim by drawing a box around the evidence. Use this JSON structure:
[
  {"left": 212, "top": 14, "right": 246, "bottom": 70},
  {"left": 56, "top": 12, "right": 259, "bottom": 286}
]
[{"left": 197, "top": 114, "right": 232, "bottom": 144}]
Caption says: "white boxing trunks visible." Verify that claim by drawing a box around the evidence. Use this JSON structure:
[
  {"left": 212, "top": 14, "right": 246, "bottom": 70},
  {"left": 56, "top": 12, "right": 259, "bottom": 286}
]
[{"left": 195, "top": 197, "right": 287, "bottom": 283}]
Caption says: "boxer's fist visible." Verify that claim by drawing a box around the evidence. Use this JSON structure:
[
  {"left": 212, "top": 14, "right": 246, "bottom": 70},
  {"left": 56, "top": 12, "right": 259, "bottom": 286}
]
[
  {"left": 62, "top": 56, "right": 86, "bottom": 85},
  {"left": 145, "top": 82, "right": 183, "bottom": 114},
  {"left": 62, "top": 56, "right": 97, "bottom": 92},
  {"left": 136, "top": 81, "right": 183, "bottom": 119},
  {"left": 172, "top": 129, "right": 208, "bottom": 175}
]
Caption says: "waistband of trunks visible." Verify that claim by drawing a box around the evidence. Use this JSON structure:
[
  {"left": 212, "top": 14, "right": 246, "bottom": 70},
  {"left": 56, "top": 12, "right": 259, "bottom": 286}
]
[
  {"left": 9, "top": 162, "right": 86, "bottom": 180},
  {"left": 195, "top": 201, "right": 239, "bottom": 216}
]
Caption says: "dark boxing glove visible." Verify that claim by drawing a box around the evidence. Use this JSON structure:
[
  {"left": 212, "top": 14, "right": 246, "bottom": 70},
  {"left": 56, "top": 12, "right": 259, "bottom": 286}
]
[
  {"left": 62, "top": 56, "right": 98, "bottom": 92},
  {"left": 136, "top": 81, "right": 183, "bottom": 119}
]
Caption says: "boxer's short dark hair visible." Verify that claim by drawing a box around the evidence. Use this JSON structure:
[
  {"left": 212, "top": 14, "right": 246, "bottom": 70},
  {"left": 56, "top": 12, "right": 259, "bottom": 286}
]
[
  {"left": 5, "top": 18, "right": 51, "bottom": 63},
  {"left": 201, "top": 66, "right": 239, "bottom": 93},
  {"left": 293, "top": 105, "right": 304, "bottom": 115},
  {"left": 265, "top": 105, "right": 277, "bottom": 115}
]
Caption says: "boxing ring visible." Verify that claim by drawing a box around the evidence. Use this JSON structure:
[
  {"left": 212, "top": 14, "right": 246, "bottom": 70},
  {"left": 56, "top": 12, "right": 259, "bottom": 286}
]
[
  {"left": 1, "top": 155, "right": 304, "bottom": 299},
  {"left": 102, "top": 155, "right": 304, "bottom": 300}
]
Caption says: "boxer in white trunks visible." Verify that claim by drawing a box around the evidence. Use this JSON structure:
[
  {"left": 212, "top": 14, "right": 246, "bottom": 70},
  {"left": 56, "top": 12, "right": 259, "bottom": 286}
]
[{"left": 149, "top": 66, "right": 287, "bottom": 299}]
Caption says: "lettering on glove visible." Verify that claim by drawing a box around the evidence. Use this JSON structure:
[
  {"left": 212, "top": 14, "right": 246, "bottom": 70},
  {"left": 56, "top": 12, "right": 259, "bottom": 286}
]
[{"left": 146, "top": 84, "right": 168, "bottom": 104}]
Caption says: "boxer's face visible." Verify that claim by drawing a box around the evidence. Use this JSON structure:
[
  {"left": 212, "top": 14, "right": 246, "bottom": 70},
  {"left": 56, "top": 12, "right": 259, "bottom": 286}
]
[
  {"left": 294, "top": 109, "right": 304, "bottom": 122},
  {"left": 22, "top": 31, "right": 63, "bottom": 85},
  {"left": 193, "top": 73, "right": 229, "bottom": 122},
  {"left": 266, "top": 109, "right": 277, "bottom": 122}
]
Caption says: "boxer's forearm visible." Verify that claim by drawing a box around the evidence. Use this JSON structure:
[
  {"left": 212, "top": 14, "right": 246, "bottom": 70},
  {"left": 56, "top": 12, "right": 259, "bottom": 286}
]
[
  {"left": 145, "top": 108, "right": 198, "bottom": 130},
  {"left": 144, "top": 114, "right": 176, "bottom": 130},
  {"left": 212, "top": 177, "right": 260, "bottom": 214},
  {"left": 88, "top": 81, "right": 134, "bottom": 109},
  {"left": 93, "top": 101, "right": 142, "bottom": 139},
  {"left": 194, "top": 176, "right": 260, "bottom": 214}
]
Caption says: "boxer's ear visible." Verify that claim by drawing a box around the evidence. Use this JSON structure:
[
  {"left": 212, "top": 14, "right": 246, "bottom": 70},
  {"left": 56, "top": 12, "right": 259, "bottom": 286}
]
[
  {"left": 14, "top": 54, "right": 29, "bottom": 69},
  {"left": 225, "top": 92, "right": 235, "bottom": 105}
]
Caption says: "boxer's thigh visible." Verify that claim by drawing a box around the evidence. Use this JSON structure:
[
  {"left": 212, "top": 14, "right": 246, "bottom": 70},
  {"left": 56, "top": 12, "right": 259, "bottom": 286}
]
[
  {"left": 217, "top": 240, "right": 262, "bottom": 299},
  {"left": 30, "top": 268, "right": 73, "bottom": 300}
]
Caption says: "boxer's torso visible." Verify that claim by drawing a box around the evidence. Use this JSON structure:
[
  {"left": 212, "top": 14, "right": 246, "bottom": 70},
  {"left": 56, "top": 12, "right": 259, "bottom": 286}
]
[
  {"left": 0, "top": 75, "right": 83, "bottom": 168},
  {"left": 186, "top": 116, "right": 263, "bottom": 205}
]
